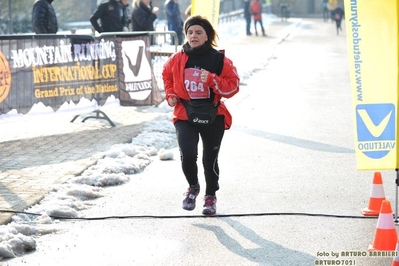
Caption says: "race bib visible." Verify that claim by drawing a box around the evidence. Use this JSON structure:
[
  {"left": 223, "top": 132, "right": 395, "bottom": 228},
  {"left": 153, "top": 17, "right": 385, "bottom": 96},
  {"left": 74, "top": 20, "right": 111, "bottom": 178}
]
[{"left": 184, "top": 68, "right": 210, "bottom": 99}]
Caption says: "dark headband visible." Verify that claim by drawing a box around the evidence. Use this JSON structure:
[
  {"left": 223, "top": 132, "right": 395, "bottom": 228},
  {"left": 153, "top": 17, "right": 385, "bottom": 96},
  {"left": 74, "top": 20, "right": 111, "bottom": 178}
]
[{"left": 185, "top": 18, "right": 210, "bottom": 36}]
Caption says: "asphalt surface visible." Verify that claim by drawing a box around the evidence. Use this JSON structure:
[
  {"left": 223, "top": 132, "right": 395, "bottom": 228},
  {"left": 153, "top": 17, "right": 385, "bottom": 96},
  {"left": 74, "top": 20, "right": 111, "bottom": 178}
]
[
  {"left": 1, "top": 16, "right": 399, "bottom": 266},
  {"left": 0, "top": 15, "right": 296, "bottom": 225}
]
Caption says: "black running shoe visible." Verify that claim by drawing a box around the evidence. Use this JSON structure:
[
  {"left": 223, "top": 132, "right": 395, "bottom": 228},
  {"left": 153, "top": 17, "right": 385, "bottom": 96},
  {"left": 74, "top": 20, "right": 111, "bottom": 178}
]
[{"left": 182, "top": 184, "right": 200, "bottom": 211}]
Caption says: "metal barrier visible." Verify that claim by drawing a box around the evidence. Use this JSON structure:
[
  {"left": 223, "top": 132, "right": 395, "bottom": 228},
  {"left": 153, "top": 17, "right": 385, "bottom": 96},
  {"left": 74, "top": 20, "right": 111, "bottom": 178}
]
[
  {"left": 219, "top": 10, "right": 244, "bottom": 24},
  {"left": 148, "top": 31, "right": 178, "bottom": 93}
]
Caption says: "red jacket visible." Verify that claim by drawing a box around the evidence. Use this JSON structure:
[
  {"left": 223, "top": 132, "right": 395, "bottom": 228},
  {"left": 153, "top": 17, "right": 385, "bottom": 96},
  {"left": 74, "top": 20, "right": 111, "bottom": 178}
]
[
  {"left": 251, "top": 1, "right": 262, "bottom": 21},
  {"left": 162, "top": 49, "right": 240, "bottom": 129}
]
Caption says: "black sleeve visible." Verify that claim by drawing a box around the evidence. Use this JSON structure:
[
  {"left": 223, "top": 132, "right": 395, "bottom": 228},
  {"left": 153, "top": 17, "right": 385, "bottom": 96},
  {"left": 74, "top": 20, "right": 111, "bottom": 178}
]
[
  {"left": 132, "top": 9, "right": 157, "bottom": 30},
  {"left": 90, "top": 3, "right": 106, "bottom": 33},
  {"left": 32, "top": 2, "right": 48, "bottom": 33}
]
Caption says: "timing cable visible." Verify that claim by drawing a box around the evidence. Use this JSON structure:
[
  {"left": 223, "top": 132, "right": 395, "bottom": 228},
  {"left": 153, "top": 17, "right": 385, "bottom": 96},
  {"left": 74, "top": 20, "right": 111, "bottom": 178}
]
[{"left": 0, "top": 209, "right": 381, "bottom": 222}]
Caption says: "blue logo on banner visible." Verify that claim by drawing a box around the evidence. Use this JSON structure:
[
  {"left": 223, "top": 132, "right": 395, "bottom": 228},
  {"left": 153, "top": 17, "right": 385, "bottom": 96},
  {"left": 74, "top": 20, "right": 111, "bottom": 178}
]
[{"left": 356, "top": 103, "right": 396, "bottom": 159}]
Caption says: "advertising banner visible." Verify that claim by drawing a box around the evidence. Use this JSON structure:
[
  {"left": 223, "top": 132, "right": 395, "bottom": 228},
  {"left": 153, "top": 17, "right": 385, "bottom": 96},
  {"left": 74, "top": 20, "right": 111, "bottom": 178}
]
[
  {"left": 115, "top": 34, "right": 162, "bottom": 106},
  {"left": 191, "top": 0, "right": 220, "bottom": 28},
  {"left": 0, "top": 33, "right": 162, "bottom": 115},
  {"left": 344, "top": 0, "right": 398, "bottom": 170}
]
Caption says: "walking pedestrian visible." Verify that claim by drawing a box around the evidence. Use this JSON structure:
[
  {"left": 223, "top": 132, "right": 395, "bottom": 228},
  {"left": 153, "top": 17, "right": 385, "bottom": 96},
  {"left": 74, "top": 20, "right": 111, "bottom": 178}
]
[
  {"left": 131, "top": 0, "right": 159, "bottom": 32},
  {"left": 90, "top": 0, "right": 125, "bottom": 33},
  {"left": 278, "top": 0, "right": 291, "bottom": 22},
  {"left": 244, "top": 0, "right": 251, "bottom": 36},
  {"left": 250, "top": 0, "right": 266, "bottom": 36},
  {"left": 264, "top": 0, "right": 272, "bottom": 14},
  {"left": 327, "top": 0, "right": 338, "bottom": 21},
  {"left": 162, "top": 15, "right": 240, "bottom": 215},
  {"left": 32, "top": 0, "right": 58, "bottom": 34},
  {"left": 322, "top": 0, "right": 329, "bottom": 21},
  {"left": 164, "top": 0, "right": 184, "bottom": 45},
  {"left": 332, "top": 6, "right": 344, "bottom": 35}
]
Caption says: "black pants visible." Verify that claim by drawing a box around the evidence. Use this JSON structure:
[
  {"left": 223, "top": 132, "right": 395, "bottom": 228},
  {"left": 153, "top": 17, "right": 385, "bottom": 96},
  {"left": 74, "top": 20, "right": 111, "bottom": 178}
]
[
  {"left": 254, "top": 19, "right": 265, "bottom": 35},
  {"left": 174, "top": 116, "right": 225, "bottom": 196},
  {"left": 245, "top": 16, "right": 251, "bottom": 35},
  {"left": 335, "top": 19, "right": 342, "bottom": 35}
]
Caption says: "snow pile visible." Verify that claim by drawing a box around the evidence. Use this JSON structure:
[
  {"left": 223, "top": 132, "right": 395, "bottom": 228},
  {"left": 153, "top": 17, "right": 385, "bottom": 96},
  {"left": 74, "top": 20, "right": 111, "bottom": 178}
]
[{"left": 0, "top": 111, "right": 176, "bottom": 260}]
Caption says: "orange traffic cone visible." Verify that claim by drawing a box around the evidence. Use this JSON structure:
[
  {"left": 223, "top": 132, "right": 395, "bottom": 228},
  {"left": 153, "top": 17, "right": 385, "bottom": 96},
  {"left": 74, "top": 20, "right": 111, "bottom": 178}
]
[
  {"left": 391, "top": 239, "right": 399, "bottom": 265},
  {"left": 362, "top": 172, "right": 386, "bottom": 216},
  {"left": 369, "top": 200, "right": 398, "bottom": 251}
]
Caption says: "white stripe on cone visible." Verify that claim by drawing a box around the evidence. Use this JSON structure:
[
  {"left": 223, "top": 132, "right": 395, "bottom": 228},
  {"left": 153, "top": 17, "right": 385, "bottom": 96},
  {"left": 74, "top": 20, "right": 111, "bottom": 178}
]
[
  {"left": 370, "top": 184, "right": 385, "bottom": 198},
  {"left": 377, "top": 213, "right": 395, "bottom": 229}
]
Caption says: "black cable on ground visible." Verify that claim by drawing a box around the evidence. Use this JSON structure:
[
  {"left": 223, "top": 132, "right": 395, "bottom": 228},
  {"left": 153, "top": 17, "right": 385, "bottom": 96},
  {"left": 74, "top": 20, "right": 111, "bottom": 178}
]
[{"left": 0, "top": 209, "right": 379, "bottom": 221}]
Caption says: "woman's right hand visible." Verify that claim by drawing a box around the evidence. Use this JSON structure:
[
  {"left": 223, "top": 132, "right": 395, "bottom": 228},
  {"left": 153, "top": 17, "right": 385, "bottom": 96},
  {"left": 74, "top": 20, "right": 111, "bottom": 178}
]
[{"left": 168, "top": 97, "right": 178, "bottom": 107}]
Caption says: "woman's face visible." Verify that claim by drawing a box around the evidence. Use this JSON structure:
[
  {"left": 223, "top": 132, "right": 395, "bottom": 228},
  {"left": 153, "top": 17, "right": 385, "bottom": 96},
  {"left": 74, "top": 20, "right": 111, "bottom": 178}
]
[{"left": 186, "top": 25, "right": 208, "bottom": 48}]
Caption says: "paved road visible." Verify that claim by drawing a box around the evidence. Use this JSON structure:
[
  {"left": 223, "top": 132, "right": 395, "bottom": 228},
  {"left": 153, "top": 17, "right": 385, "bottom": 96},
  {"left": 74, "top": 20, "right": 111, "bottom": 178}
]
[
  {"left": 1, "top": 16, "right": 398, "bottom": 266},
  {"left": 0, "top": 14, "right": 297, "bottom": 225}
]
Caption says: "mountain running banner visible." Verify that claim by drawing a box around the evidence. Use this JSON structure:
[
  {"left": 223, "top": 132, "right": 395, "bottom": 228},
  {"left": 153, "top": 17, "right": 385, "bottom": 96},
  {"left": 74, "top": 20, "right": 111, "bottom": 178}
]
[
  {"left": 0, "top": 33, "right": 163, "bottom": 115},
  {"left": 191, "top": 0, "right": 220, "bottom": 28},
  {"left": 344, "top": 0, "right": 398, "bottom": 170}
]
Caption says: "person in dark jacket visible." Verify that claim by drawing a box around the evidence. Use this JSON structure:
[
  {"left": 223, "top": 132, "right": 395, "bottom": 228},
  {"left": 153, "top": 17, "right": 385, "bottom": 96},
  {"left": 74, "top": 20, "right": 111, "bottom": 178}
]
[
  {"left": 131, "top": 0, "right": 159, "bottom": 32},
  {"left": 90, "top": 0, "right": 125, "bottom": 33},
  {"left": 32, "top": 0, "right": 58, "bottom": 34},
  {"left": 244, "top": 0, "right": 251, "bottom": 36},
  {"left": 164, "top": 0, "right": 183, "bottom": 45}
]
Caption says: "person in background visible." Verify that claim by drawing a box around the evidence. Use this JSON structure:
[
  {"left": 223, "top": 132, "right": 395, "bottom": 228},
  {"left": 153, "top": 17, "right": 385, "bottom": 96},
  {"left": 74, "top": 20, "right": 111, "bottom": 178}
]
[
  {"left": 278, "top": 0, "right": 291, "bottom": 22},
  {"left": 90, "top": 0, "right": 124, "bottom": 33},
  {"left": 121, "top": 0, "right": 131, "bottom": 31},
  {"left": 322, "top": 0, "right": 329, "bottom": 21},
  {"left": 32, "top": 0, "right": 58, "bottom": 34},
  {"left": 244, "top": 0, "right": 251, "bottom": 36},
  {"left": 264, "top": 0, "right": 272, "bottom": 14},
  {"left": 162, "top": 15, "right": 240, "bottom": 215},
  {"left": 332, "top": 6, "right": 344, "bottom": 35},
  {"left": 164, "top": 0, "right": 184, "bottom": 45},
  {"left": 131, "top": 0, "right": 159, "bottom": 32},
  {"left": 250, "top": 0, "right": 266, "bottom": 36},
  {"left": 327, "top": 0, "right": 338, "bottom": 21}
]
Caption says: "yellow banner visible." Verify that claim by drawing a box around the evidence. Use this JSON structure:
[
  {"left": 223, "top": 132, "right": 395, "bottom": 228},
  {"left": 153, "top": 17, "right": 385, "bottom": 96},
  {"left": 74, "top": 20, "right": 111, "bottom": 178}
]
[
  {"left": 191, "top": 0, "right": 220, "bottom": 29},
  {"left": 344, "top": 0, "right": 398, "bottom": 170}
]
